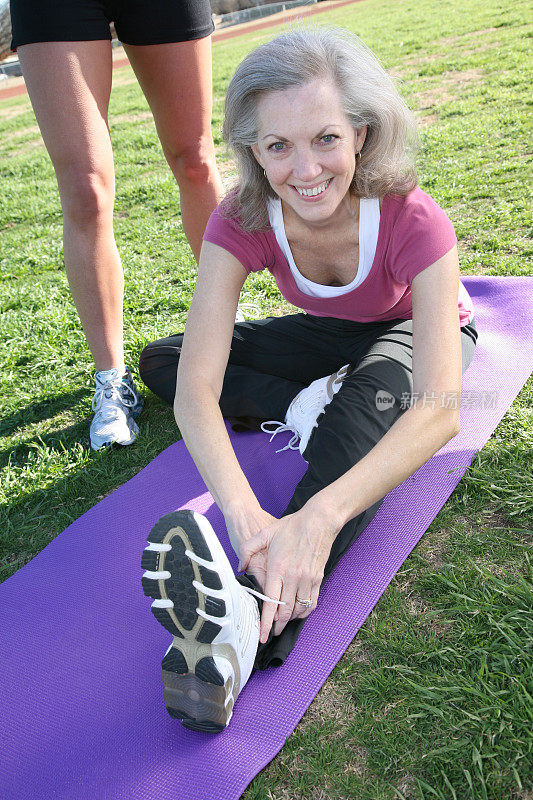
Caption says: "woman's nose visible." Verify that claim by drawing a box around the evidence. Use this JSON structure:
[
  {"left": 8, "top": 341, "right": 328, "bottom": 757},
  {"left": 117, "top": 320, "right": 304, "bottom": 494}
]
[{"left": 292, "top": 148, "right": 322, "bottom": 182}]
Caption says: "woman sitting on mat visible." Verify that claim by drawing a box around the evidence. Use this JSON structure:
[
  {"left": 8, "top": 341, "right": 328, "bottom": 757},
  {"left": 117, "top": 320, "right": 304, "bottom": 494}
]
[{"left": 139, "top": 28, "right": 478, "bottom": 732}]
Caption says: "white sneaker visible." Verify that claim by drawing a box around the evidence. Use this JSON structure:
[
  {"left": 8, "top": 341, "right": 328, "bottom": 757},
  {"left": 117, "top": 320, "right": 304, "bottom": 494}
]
[
  {"left": 261, "top": 364, "right": 351, "bottom": 458},
  {"left": 141, "top": 510, "right": 280, "bottom": 732},
  {"left": 89, "top": 368, "right": 143, "bottom": 451}
]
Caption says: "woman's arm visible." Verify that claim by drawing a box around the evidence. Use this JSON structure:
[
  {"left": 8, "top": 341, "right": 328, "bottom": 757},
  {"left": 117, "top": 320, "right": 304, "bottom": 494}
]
[
  {"left": 175, "top": 241, "right": 276, "bottom": 556},
  {"left": 241, "top": 246, "right": 465, "bottom": 641},
  {"left": 316, "top": 245, "right": 463, "bottom": 524}
]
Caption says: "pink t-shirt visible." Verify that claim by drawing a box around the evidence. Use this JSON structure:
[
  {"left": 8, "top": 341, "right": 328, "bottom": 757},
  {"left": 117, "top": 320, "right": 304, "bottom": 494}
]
[{"left": 203, "top": 187, "right": 474, "bottom": 326}]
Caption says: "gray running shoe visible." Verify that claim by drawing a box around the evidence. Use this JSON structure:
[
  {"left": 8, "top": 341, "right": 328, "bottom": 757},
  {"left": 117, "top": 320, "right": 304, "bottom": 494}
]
[{"left": 89, "top": 368, "right": 143, "bottom": 451}]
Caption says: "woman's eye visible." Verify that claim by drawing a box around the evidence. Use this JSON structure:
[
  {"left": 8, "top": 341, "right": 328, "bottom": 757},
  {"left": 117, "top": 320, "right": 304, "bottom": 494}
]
[
  {"left": 268, "top": 142, "right": 286, "bottom": 152},
  {"left": 320, "top": 134, "right": 338, "bottom": 144}
]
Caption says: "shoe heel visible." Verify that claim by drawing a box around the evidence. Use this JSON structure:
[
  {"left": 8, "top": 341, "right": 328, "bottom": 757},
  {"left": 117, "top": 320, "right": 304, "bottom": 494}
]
[{"left": 161, "top": 644, "right": 233, "bottom": 732}]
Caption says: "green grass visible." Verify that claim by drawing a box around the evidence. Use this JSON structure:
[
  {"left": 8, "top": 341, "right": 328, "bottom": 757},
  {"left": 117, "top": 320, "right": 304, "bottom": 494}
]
[{"left": 1, "top": 0, "right": 532, "bottom": 797}]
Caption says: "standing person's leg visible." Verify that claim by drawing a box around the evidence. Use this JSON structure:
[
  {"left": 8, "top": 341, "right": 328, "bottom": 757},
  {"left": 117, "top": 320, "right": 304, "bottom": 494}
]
[
  {"left": 123, "top": 36, "right": 223, "bottom": 260},
  {"left": 17, "top": 40, "right": 142, "bottom": 449},
  {"left": 17, "top": 41, "right": 123, "bottom": 371},
  {"left": 251, "top": 319, "right": 478, "bottom": 668}
]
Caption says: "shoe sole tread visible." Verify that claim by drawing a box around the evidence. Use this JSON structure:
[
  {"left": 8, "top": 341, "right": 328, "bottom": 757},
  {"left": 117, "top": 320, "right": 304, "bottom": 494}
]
[{"left": 143, "top": 510, "right": 238, "bottom": 731}]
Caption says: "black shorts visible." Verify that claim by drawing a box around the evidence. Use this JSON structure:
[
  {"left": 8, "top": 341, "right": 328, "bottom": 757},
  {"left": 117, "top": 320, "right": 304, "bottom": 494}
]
[{"left": 10, "top": 0, "right": 214, "bottom": 51}]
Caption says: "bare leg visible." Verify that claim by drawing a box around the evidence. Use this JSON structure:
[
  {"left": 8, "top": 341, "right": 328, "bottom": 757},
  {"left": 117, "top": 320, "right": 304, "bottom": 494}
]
[
  {"left": 124, "top": 37, "right": 223, "bottom": 261},
  {"left": 18, "top": 41, "right": 124, "bottom": 371}
]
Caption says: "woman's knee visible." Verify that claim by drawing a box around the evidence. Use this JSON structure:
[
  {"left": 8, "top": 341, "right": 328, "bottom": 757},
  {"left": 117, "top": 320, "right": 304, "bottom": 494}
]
[
  {"left": 164, "top": 138, "right": 217, "bottom": 188},
  {"left": 58, "top": 169, "right": 114, "bottom": 228},
  {"left": 303, "top": 357, "right": 412, "bottom": 467},
  {"left": 346, "top": 356, "right": 413, "bottom": 414},
  {"left": 139, "top": 336, "right": 183, "bottom": 405}
]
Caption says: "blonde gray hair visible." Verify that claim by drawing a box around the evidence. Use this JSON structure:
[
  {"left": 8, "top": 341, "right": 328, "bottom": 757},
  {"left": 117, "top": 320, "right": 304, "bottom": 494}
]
[{"left": 222, "top": 27, "right": 419, "bottom": 230}]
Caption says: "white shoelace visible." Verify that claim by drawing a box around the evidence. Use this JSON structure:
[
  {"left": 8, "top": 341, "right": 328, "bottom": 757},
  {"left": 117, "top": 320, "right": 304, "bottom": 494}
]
[
  {"left": 91, "top": 377, "right": 136, "bottom": 414},
  {"left": 260, "top": 421, "right": 300, "bottom": 453},
  {"left": 235, "top": 302, "right": 262, "bottom": 322},
  {"left": 185, "top": 548, "right": 285, "bottom": 629}
]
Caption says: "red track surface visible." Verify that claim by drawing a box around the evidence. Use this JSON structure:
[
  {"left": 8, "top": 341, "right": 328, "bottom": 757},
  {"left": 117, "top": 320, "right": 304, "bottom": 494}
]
[{"left": 0, "top": 0, "right": 361, "bottom": 101}]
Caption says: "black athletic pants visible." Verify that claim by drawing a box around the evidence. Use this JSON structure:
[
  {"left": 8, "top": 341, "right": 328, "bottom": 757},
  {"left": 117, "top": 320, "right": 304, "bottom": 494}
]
[{"left": 139, "top": 314, "right": 478, "bottom": 669}]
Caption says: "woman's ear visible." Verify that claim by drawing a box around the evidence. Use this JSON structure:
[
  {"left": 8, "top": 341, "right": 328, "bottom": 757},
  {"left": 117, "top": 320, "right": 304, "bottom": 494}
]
[
  {"left": 356, "top": 125, "right": 368, "bottom": 154},
  {"left": 251, "top": 144, "right": 263, "bottom": 168}
]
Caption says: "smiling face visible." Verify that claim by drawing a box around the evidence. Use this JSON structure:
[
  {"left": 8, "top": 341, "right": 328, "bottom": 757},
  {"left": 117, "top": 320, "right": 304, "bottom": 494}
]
[{"left": 251, "top": 78, "right": 366, "bottom": 226}]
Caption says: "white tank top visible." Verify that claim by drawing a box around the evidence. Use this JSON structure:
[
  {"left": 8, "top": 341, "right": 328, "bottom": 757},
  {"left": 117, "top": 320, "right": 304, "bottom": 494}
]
[{"left": 267, "top": 196, "right": 381, "bottom": 298}]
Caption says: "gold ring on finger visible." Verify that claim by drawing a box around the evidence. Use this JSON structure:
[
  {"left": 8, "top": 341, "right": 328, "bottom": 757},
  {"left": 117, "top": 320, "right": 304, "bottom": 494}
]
[{"left": 295, "top": 595, "right": 311, "bottom": 607}]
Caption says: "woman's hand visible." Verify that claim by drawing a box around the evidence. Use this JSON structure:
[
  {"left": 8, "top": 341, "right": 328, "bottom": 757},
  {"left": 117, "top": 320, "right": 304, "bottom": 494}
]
[
  {"left": 238, "top": 498, "right": 341, "bottom": 643},
  {"left": 224, "top": 502, "right": 276, "bottom": 589}
]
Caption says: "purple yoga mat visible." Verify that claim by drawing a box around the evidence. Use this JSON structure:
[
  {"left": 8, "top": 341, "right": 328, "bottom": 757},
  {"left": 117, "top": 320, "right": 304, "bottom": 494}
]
[{"left": 1, "top": 277, "right": 531, "bottom": 800}]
